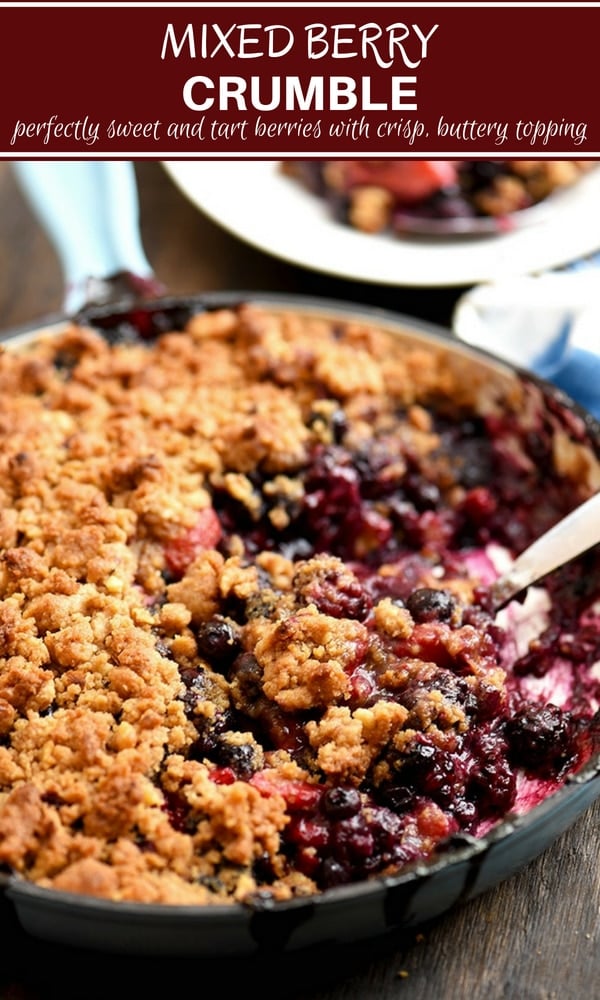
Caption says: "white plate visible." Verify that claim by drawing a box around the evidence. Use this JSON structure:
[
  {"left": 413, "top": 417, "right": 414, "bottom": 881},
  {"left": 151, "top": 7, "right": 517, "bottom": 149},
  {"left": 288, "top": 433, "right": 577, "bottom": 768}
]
[{"left": 162, "top": 160, "right": 600, "bottom": 288}]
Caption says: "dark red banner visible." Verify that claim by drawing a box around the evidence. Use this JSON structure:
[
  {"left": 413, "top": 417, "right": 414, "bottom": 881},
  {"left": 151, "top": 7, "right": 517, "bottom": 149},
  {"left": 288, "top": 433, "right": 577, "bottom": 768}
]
[{"left": 1, "top": 3, "right": 598, "bottom": 157}]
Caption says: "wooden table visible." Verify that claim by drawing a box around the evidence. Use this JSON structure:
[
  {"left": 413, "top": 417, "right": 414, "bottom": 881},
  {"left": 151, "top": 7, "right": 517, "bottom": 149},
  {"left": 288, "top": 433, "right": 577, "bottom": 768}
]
[{"left": 0, "top": 160, "right": 598, "bottom": 1000}]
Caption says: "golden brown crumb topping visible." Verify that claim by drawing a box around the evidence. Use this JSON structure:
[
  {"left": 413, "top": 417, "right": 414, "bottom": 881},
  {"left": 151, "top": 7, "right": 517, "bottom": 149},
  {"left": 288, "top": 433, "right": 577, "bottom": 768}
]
[
  {"left": 0, "top": 301, "right": 597, "bottom": 907},
  {"left": 281, "top": 160, "right": 596, "bottom": 234}
]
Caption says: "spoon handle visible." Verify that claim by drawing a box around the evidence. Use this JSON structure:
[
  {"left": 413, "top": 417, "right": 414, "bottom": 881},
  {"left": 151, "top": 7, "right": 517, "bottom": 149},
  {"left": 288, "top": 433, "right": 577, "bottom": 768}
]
[
  {"left": 12, "top": 161, "right": 163, "bottom": 314},
  {"left": 490, "top": 490, "right": 600, "bottom": 610}
]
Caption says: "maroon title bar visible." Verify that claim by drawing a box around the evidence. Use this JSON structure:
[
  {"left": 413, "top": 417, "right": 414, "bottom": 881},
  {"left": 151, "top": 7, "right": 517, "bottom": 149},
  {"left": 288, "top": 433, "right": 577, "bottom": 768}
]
[{"left": 1, "top": 4, "right": 598, "bottom": 157}]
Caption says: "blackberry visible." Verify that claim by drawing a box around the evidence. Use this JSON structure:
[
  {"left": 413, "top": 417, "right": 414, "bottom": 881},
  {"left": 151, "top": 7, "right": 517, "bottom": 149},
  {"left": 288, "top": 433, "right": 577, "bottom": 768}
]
[{"left": 505, "top": 704, "right": 581, "bottom": 778}]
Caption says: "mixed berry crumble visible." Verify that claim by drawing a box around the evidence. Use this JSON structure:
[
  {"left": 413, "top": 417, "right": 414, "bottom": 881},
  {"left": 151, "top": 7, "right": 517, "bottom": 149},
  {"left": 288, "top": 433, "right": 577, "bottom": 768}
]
[
  {"left": 0, "top": 300, "right": 599, "bottom": 907},
  {"left": 281, "top": 160, "right": 595, "bottom": 234}
]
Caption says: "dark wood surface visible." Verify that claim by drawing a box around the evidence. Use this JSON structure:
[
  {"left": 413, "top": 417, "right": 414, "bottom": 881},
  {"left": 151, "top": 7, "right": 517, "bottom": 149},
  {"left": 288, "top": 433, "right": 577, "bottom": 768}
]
[{"left": 0, "top": 160, "right": 598, "bottom": 1000}]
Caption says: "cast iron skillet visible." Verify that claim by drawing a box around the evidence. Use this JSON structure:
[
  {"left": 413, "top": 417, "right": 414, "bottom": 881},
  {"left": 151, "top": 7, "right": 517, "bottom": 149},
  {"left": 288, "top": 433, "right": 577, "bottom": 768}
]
[{"left": 1, "top": 165, "right": 599, "bottom": 957}]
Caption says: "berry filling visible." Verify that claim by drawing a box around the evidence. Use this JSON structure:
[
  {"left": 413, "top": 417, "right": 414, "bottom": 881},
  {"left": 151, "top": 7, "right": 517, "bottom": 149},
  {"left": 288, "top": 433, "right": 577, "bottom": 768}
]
[
  {"left": 0, "top": 301, "right": 599, "bottom": 907},
  {"left": 281, "top": 160, "right": 596, "bottom": 234}
]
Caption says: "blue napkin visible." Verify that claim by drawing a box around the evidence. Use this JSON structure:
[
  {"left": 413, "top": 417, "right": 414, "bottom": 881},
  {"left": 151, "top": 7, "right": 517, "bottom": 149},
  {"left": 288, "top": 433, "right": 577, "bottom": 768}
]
[
  {"left": 533, "top": 255, "right": 600, "bottom": 417},
  {"left": 453, "top": 253, "right": 600, "bottom": 419}
]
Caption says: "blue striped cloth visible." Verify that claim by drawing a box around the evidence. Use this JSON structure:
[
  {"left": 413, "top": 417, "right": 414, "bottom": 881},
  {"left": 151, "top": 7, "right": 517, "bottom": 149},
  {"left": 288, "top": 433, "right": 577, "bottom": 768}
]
[
  {"left": 454, "top": 252, "right": 600, "bottom": 420},
  {"left": 533, "top": 254, "right": 600, "bottom": 418}
]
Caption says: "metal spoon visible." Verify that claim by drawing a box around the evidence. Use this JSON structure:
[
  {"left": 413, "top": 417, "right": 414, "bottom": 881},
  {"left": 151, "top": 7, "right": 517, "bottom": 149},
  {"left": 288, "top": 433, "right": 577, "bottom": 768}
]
[
  {"left": 488, "top": 490, "right": 600, "bottom": 612},
  {"left": 393, "top": 167, "right": 598, "bottom": 237},
  {"left": 393, "top": 197, "right": 552, "bottom": 238}
]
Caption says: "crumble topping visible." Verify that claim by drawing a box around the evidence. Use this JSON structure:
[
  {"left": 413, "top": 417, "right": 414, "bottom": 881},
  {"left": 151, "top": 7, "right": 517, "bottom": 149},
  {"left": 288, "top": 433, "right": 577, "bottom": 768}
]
[
  {"left": 281, "top": 160, "right": 596, "bottom": 234},
  {"left": 0, "top": 301, "right": 599, "bottom": 906}
]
